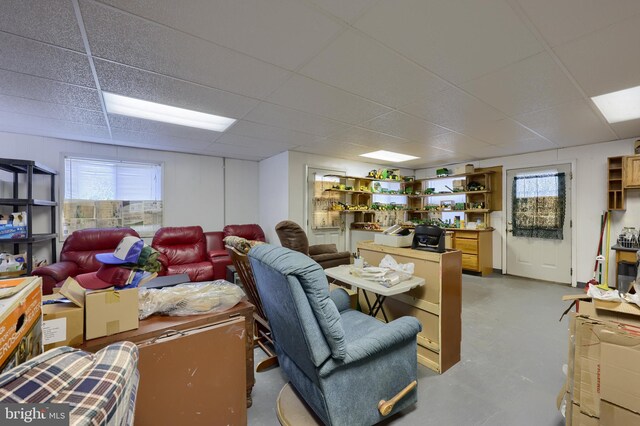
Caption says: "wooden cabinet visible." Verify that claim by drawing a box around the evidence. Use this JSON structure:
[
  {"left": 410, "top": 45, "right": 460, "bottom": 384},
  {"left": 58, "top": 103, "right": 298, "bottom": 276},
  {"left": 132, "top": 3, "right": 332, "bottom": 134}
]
[
  {"left": 608, "top": 156, "right": 625, "bottom": 210},
  {"left": 452, "top": 229, "right": 493, "bottom": 276},
  {"left": 357, "top": 241, "right": 462, "bottom": 374},
  {"left": 623, "top": 155, "right": 640, "bottom": 188}
]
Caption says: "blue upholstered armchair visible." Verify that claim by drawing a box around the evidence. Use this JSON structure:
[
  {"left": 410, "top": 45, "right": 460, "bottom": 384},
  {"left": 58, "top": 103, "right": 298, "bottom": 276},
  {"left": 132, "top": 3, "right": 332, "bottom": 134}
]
[{"left": 249, "top": 244, "right": 422, "bottom": 426}]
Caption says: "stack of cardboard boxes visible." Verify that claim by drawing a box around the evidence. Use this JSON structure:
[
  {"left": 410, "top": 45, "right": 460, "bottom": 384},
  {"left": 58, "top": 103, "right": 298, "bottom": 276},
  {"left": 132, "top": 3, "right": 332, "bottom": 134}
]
[{"left": 564, "top": 297, "right": 640, "bottom": 425}]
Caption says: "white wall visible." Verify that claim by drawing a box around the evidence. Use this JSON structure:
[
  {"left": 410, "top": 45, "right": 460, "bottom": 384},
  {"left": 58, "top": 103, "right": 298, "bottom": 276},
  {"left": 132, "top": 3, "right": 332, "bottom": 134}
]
[
  {"left": 416, "top": 138, "right": 639, "bottom": 285},
  {"left": 258, "top": 151, "right": 289, "bottom": 244},
  {"left": 0, "top": 131, "right": 259, "bottom": 261}
]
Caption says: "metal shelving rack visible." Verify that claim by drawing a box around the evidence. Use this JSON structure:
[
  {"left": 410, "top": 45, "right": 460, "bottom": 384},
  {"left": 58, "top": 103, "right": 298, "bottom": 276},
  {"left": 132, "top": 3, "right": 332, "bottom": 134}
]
[{"left": 0, "top": 158, "right": 57, "bottom": 274}]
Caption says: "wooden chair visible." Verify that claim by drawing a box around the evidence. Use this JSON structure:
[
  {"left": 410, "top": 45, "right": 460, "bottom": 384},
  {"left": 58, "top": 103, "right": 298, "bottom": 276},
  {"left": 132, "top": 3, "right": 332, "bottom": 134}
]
[{"left": 227, "top": 246, "right": 278, "bottom": 372}]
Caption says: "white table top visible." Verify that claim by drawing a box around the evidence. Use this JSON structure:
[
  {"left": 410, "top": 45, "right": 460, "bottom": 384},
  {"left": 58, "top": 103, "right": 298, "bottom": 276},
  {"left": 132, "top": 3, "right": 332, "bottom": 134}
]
[{"left": 324, "top": 265, "right": 424, "bottom": 297}]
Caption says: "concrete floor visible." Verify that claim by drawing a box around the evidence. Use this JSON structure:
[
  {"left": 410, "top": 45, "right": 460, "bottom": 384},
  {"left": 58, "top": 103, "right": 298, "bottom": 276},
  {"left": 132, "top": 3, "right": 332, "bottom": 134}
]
[{"left": 247, "top": 273, "right": 583, "bottom": 426}]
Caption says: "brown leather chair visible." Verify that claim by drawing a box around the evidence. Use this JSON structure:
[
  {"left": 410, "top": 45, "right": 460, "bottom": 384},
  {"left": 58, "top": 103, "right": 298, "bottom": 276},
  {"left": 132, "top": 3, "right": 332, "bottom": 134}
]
[{"left": 274, "top": 220, "right": 351, "bottom": 269}]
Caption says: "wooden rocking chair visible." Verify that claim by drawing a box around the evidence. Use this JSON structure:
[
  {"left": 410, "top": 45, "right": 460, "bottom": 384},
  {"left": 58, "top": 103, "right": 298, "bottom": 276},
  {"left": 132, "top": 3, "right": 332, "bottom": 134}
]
[{"left": 227, "top": 245, "right": 278, "bottom": 372}]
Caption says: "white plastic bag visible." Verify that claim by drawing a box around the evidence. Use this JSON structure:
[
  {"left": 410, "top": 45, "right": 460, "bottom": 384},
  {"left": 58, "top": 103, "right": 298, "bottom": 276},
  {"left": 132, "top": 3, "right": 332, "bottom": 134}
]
[
  {"left": 586, "top": 283, "right": 621, "bottom": 301},
  {"left": 379, "top": 254, "right": 414, "bottom": 280}
]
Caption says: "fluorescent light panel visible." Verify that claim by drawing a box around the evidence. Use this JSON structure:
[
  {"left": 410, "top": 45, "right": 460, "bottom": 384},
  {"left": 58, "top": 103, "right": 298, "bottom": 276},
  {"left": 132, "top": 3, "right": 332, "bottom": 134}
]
[
  {"left": 103, "top": 92, "right": 236, "bottom": 132},
  {"left": 360, "top": 150, "right": 419, "bottom": 162},
  {"left": 591, "top": 85, "right": 640, "bottom": 124}
]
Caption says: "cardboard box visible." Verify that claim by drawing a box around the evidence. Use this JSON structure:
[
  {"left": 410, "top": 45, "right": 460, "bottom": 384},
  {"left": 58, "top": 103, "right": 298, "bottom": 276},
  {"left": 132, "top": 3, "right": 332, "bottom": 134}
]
[
  {"left": 374, "top": 232, "right": 414, "bottom": 248},
  {"left": 570, "top": 403, "right": 598, "bottom": 426},
  {"left": 0, "top": 225, "right": 27, "bottom": 239},
  {"left": 0, "top": 276, "right": 42, "bottom": 373},
  {"left": 42, "top": 278, "right": 85, "bottom": 350},
  {"left": 600, "top": 400, "right": 640, "bottom": 425},
  {"left": 85, "top": 286, "right": 139, "bottom": 340},
  {"left": 599, "top": 328, "right": 640, "bottom": 415}
]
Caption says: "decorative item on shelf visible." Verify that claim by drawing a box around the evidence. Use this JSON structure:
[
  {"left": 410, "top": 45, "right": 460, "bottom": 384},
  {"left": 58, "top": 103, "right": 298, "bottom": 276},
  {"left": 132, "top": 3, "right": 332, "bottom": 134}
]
[
  {"left": 403, "top": 176, "right": 415, "bottom": 182},
  {"left": 380, "top": 188, "right": 389, "bottom": 193},
  {"left": 454, "top": 202, "right": 466, "bottom": 211},
  {"left": 345, "top": 186, "right": 353, "bottom": 191},
  {"left": 469, "top": 201, "right": 485, "bottom": 210},
  {"left": 425, "top": 204, "right": 439, "bottom": 211},
  {"left": 440, "top": 200, "right": 454, "bottom": 211},
  {"left": 467, "top": 181, "right": 485, "bottom": 191},
  {"left": 424, "top": 188, "right": 435, "bottom": 195},
  {"left": 436, "top": 168, "right": 451, "bottom": 177},
  {"left": 454, "top": 164, "right": 475, "bottom": 175},
  {"left": 368, "top": 169, "right": 378, "bottom": 178},
  {"left": 372, "top": 182, "right": 382, "bottom": 193},
  {"left": 452, "top": 179, "right": 465, "bottom": 191},
  {"left": 360, "top": 186, "right": 370, "bottom": 192},
  {"left": 339, "top": 184, "right": 346, "bottom": 190}
]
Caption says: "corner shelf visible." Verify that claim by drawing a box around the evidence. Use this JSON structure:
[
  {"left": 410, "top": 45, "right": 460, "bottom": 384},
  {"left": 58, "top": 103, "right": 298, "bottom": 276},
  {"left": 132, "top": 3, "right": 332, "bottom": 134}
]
[
  {"left": 0, "top": 158, "right": 58, "bottom": 274},
  {"left": 608, "top": 156, "right": 625, "bottom": 210}
]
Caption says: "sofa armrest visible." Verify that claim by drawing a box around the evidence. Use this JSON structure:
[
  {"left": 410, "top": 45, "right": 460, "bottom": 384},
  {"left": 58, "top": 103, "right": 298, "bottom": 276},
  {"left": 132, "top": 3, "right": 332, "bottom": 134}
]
[
  {"left": 208, "top": 249, "right": 228, "bottom": 259},
  {"left": 309, "top": 244, "right": 338, "bottom": 255},
  {"left": 319, "top": 316, "right": 421, "bottom": 377},
  {"left": 32, "top": 261, "right": 78, "bottom": 282},
  {"left": 329, "top": 288, "right": 351, "bottom": 313}
]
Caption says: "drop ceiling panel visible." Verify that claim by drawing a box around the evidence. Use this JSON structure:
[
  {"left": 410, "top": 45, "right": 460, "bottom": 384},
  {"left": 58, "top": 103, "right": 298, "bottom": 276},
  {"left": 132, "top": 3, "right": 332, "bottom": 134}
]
[
  {"left": 300, "top": 29, "right": 449, "bottom": 108},
  {"left": 110, "top": 127, "right": 213, "bottom": 150},
  {"left": 517, "top": 0, "right": 640, "bottom": 47},
  {"left": 0, "top": 0, "right": 85, "bottom": 51},
  {"left": 0, "top": 69, "right": 102, "bottom": 110},
  {"left": 514, "top": 100, "right": 617, "bottom": 146},
  {"left": 306, "top": 0, "right": 378, "bottom": 23},
  {"left": 326, "top": 126, "right": 410, "bottom": 150},
  {"left": 108, "top": 115, "right": 221, "bottom": 142},
  {"left": 0, "top": 32, "right": 95, "bottom": 87},
  {"left": 0, "top": 111, "right": 110, "bottom": 140},
  {"left": 80, "top": 0, "right": 291, "bottom": 99},
  {"left": 266, "top": 74, "right": 392, "bottom": 125},
  {"left": 93, "top": 60, "right": 259, "bottom": 119},
  {"left": 461, "top": 118, "right": 553, "bottom": 147},
  {"left": 0, "top": 94, "right": 106, "bottom": 127},
  {"left": 228, "top": 120, "right": 320, "bottom": 147},
  {"left": 361, "top": 111, "right": 449, "bottom": 142},
  {"left": 553, "top": 15, "right": 640, "bottom": 96},
  {"left": 609, "top": 119, "right": 640, "bottom": 140},
  {"left": 95, "top": 0, "right": 344, "bottom": 70},
  {"left": 427, "top": 132, "right": 492, "bottom": 157},
  {"left": 215, "top": 133, "right": 298, "bottom": 152},
  {"left": 206, "top": 138, "right": 291, "bottom": 160},
  {"left": 461, "top": 52, "right": 582, "bottom": 116},
  {"left": 400, "top": 88, "right": 505, "bottom": 134},
  {"left": 245, "top": 102, "right": 351, "bottom": 137},
  {"left": 355, "top": 0, "right": 543, "bottom": 84}
]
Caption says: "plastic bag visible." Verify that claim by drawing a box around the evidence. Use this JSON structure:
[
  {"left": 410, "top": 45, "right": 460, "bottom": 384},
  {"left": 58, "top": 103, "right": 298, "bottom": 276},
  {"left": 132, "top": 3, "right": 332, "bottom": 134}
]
[
  {"left": 586, "top": 283, "right": 621, "bottom": 301},
  {"left": 379, "top": 254, "right": 414, "bottom": 280},
  {"left": 138, "top": 280, "right": 245, "bottom": 320}
]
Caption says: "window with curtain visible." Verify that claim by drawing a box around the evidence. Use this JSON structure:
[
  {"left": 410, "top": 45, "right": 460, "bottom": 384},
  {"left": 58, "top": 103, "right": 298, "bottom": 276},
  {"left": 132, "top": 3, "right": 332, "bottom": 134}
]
[
  {"left": 512, "top": 172, "right": 566, "bottom": 240},
  {"left": 63, "top": 156, "right": 163, "bottom": 238}
]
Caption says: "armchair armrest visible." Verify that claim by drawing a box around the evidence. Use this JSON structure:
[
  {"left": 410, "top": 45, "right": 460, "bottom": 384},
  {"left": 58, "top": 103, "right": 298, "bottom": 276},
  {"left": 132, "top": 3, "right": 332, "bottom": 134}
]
[
  {"left": 208, "top": 249, "right": 229, "bottom": 259},
  {"left": 329, "top": 287, "right": 351, "bottom": 313},
  {"left": 309, "top": 244, "right": 338, "bottom": 255},
  {"left": 319, "top": 316, "right": 421, "bottom": 377},
  {"left": 32, "top": 261, "right": 78, "bottom": 282}
]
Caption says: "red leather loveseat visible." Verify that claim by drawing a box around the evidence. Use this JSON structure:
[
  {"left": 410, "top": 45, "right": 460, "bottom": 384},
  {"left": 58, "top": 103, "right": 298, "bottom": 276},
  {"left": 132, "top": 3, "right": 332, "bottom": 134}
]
[
  {"left": 32, "top": 227, "right": 140, "bottom": 295},
  {"left": 206, "top": 224, "right": 266, "bottom": 280}
]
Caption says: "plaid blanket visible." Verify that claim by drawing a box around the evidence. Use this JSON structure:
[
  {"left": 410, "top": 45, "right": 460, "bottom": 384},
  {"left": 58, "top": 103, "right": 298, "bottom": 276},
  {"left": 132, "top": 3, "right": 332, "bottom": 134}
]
[{"left": 0, "top": 342, "right": 139, "bottom": 426}]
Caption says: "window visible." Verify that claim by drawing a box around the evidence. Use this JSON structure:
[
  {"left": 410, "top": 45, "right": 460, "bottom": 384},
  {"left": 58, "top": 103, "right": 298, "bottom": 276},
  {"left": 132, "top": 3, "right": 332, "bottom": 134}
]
[
  {"left": 63, "top": 156, "right": 163, "bottom": 238},
  {"left": 511, "top": 172, "right": 566, "bottom": 240}
]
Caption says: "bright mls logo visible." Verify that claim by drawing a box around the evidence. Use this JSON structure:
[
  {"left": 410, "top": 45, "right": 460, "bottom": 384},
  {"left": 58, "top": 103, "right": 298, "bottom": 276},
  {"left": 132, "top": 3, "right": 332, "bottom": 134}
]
[{"left": 1, "top": 404, "right": 69, "bottom": 425}]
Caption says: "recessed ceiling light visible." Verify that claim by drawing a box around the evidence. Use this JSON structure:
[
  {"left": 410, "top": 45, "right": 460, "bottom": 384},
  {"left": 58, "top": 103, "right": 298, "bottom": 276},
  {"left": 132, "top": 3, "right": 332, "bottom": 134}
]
[
  {"left": 360, "top": 150, "right": 419, "bottom": 162},
  {"left": 591, "top": 85, "right": 640, "bottom": 124},
  {"left": 103, "top": 92, "right": 236, "bottom": 132}
]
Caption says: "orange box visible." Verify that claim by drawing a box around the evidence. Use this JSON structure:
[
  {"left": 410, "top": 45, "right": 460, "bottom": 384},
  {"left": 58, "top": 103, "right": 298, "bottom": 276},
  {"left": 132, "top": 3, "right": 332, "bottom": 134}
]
[{"left": 0, "top": 276, "right": 42, "bottom": 373}]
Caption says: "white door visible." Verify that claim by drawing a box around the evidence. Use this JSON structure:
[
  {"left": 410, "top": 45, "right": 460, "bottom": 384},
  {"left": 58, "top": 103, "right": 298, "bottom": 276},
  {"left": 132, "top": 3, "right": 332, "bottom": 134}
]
[
  {"left": 506, "top": 164, "right": 572, "bottom": 283},
  {"left": 307, "top": 168, "right": 345, "bottom": 251}
]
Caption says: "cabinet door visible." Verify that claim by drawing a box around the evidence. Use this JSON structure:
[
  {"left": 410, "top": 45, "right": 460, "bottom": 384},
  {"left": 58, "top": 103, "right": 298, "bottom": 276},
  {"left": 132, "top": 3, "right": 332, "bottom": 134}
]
[{"left": 624, "top": 156, "right": 640, "bottom": 188}]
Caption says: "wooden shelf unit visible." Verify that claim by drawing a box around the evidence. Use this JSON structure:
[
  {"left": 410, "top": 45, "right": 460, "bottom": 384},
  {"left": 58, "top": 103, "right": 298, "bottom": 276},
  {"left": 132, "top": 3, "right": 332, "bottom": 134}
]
[{"left": 608, "top": 156, "right": 625, "bottom": 210}]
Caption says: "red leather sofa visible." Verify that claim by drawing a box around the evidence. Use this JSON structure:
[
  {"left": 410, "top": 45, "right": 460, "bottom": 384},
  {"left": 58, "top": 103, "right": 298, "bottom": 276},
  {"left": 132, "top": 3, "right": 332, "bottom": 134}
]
[
  {"left": 206, "top": 224, "right": 266, "bottom": 280},
  {"left": 151, "top": 225, "right": 215, "bottom": 282},
  {"left": 32, "top": 227, "right": 140, "bottom": 295}
]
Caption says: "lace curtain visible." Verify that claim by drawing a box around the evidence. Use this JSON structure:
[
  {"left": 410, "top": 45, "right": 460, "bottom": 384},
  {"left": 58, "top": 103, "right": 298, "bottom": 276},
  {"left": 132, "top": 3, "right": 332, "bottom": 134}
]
[{"left": 511, "top": 172, "right": 566, "bottom": 240}]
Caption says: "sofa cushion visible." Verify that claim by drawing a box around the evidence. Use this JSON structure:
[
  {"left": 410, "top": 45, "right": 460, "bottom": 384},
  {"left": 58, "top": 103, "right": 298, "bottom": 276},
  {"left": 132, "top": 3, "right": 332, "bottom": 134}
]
[{"left": 152, "top": 226, "right": 207, "bottom": 265}]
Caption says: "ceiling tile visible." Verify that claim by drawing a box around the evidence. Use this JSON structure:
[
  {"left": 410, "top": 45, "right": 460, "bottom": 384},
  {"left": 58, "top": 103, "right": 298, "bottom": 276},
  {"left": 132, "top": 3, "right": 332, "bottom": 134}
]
[
  {"left": 609, "top": 119, "right": 640, "bottom": 140},
  {"left": 326, "top": 126, "right": 410, "bottom": 150},
  {"left": 355, "top": 0, "right": 543, "bottom": 84},
  {"left": 401, "top": 88, "right": 505, "bottom": 134},
  {"left": 360, "top": 111, "right": 449, "bottom": 142},
  {"left": 215, "top": 133, "right": 298, "bottom": 151},
  {"left": 0, "top": 111, "right": 110, "bottom": 140},
  {"left": 108, "top": 115, "right": 222, "bottom": 142},
  {"left": 426, "top": 132, "right": 492, "bottom": 157},
  {"left": 0, "top": 94, "right": 106, "bottom": 127},
  {"left": 517, "top": 0, "right": 640, "bottom": 47},
  {"left": 461, "top": 52, "right": 582, "bottom": 116},
  {"left": 300, "top": 29, "right": 449, "bottom": 108},
  {"left": 474, "top": 143, "right": 553, "bottom": 160},
  {"left": 94, "top": 60, "right": 258, "bottom": 119},
  {"left": 244, "top": 102, "right": 351, "bottom": 137},
  {"left": 0, "top": 69, "right": 102, "bottom": 110},
  {"left": 0, "top": 0, "right": 85, "bottom": 51},
  {"left": 228, "top": 120, "right": 320, "bottom": 146},
  {"left": 206, "top": 138, "right": 291, "bottom": 160},
  {"left": 80, "top": 0, "right": 291, "bottom": 99},
  {"left": 514, "top": 100, "right": 618, "bottom": 146},
  {"left": 266, "top": 74, "right": 392, "bottom": 125},
  {"left": 0, "top": 32, "right": 95, "bottom": 87},
  {"left": 306, "top": 0, "right": 379, "bottom": 23},
  {"left": 462, "top": 118, "right": 554, "bottom": 147},
  {"left": 95, "top": 0, "right": 344, "bottom": 70},
  {"left": 553, "top": 14, "right": 640, "bottom": 96},
  {"left": 111, "top": 127, "right": 213, "bottom": 150}
]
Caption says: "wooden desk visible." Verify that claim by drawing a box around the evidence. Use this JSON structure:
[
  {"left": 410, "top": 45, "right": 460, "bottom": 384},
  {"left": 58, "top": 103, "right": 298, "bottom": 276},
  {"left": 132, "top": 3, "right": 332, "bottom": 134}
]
[
  {"left": 80, "top": 300, "right": 255, "bottom": 406},
  {"left": 357, "top": 241, "right": 462, "bottom": 374},
  {"left": 611, "top": 245, "right": 638, "bottom": 288}
]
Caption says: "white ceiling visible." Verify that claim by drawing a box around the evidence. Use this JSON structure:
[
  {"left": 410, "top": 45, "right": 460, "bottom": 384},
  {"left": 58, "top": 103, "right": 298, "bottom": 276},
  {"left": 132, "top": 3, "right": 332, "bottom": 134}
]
[{"left": 1, "top": 0, "right": 639, "bottom": 168}]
